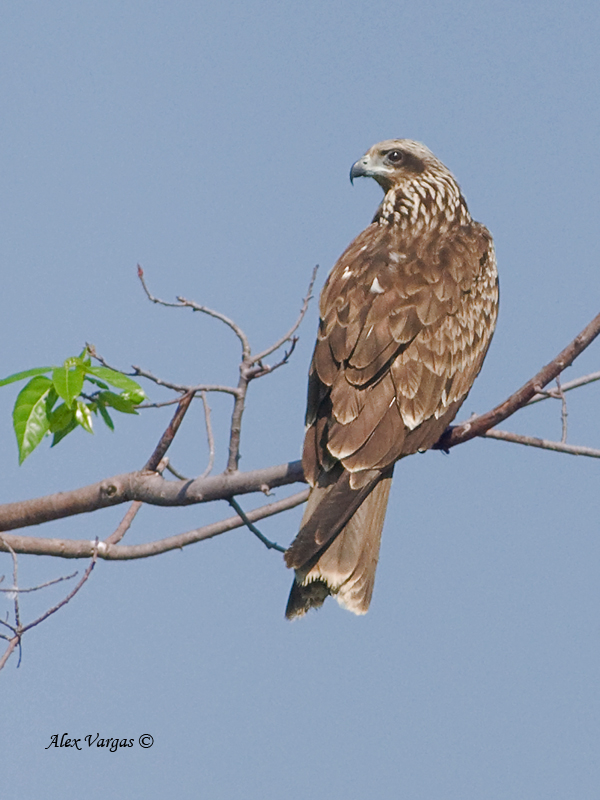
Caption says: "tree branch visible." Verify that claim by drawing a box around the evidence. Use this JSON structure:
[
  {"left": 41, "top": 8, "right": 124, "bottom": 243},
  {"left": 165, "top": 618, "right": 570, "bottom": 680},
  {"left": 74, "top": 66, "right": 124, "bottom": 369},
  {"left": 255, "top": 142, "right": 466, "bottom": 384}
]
[
  {"left": 250, "top": 265, "right": 318, "bottom": 364},
  {"left": 137, "top": 264, "right": 251, "bottom": 359},
  {"left": 526, "top": 370, "right": 600, "bottom": 405},
  {"left": 0, "top": 461, "right": 306, "bottom": 533},
  {"left": 482, "top": 429, "right": 600, "bottom": 458},
  {"left": 0, "top": 310, "right": 598, "bottom": 560},
  {"left": 0, "top": 489, "right": 310, "bottom": 560},
  {"left": 436, "top": 311, "right": 600, "bottom": 450}
]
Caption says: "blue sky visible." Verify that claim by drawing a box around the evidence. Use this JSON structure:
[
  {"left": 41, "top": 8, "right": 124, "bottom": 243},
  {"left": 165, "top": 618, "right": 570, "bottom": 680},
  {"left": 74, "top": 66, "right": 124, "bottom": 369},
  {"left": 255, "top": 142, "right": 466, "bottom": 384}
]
[{"left": 1, "top": 2, "right": 600, "bottom": 798}]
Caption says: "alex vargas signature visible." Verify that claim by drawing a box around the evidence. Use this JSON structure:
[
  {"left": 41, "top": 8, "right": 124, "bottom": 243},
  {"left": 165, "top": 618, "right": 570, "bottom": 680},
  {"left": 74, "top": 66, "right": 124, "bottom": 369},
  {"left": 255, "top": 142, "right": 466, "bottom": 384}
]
[{"left": 45, "top": 733, "right": 154, "bottom": 751}]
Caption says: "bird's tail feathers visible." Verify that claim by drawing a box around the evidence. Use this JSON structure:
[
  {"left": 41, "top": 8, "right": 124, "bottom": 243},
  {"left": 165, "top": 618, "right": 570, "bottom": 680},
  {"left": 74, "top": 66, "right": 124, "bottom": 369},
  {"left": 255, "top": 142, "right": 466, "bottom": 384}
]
[{"left": 285, "top": 473, "right": 392, "bottom": 619}]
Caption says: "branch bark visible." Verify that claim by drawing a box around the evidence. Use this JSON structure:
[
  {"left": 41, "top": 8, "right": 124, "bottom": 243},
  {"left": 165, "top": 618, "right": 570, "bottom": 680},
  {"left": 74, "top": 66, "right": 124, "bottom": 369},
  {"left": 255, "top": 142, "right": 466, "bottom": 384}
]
[
  {"left": 0, "top": 488, "right": 309, "bottom": 560},
  {"left": 0, "top": 461, "right": 306, "bottom": 533}
]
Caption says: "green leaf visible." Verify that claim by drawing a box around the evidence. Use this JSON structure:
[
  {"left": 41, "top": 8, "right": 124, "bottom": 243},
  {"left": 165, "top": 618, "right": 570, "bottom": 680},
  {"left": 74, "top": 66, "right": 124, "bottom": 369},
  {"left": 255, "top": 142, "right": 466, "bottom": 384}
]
[
  {"left": 51, "top": 417, "right": 78, "bottom": 447},
  {"left": 12, "top": 376, "right": 53, "bottom": 463},
  {"left": 85, "top": 376, "right": 110, "bottom": 390},
  {"left": 45, "top": 387, "right": 59, "bottom": 414},
  {"left": 97, "top": 402, "right": 115, "bottom": 431},
  {"left": 85, "top": 366, "right": 145, "bottom": 396},
  {"left": 0, "top": 367, "right": 53, "bottom": 387},
  {"left": 121, "top": 389, "right": 146, "bottom": 405},
  {"left": 98, "top": 390, "right": 139, "bottom": 414},
  {"left": 74, "top": 401, "right": 94, "bottom": 434},
  {"left": 48, "top": 403, "right": 75, "bottom": 433},
  {"left": 52, "top": 365, "right": 85, "bottom": 407}
]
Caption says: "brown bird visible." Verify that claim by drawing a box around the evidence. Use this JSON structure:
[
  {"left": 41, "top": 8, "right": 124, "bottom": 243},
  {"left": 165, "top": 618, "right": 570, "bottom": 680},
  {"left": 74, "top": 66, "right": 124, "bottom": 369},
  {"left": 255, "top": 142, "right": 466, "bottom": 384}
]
[{"left": 284, "top": 139, "right": 499, "bottom": 619}]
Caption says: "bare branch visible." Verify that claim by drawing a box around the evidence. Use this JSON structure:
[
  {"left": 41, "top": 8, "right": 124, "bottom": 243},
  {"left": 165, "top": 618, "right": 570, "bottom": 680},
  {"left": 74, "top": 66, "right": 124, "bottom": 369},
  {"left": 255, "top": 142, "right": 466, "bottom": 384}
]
[
  {"left": 102, "top": 393, "right": 195, "bottom": 546},
  {"left": 226, "top": 373, "right": 249, "bottom": 473},
  {"left": 0, "top": 461, "right": 306, "bottom": 534},
  {"left": 165, "top": 462, "right": 188, "bottom": 480},
  {"left": 527, "top": 370, "right": 600, "bottom": 405},
  {"left": 0, "top": 489, "right": 310, "bottom": 560},
  {"left": 0, "top": 571, "right": 78, "bottom": 594},
  {"left": 19, "top": 546, "right": 98, "bottom": 634},
  {"left": 90, "top": 344, "right": 240, "bottom": 399},
  {"left": 250, "top": 265, "right": 318, "bottom": 364},
  {"left": 143, "top": 392, "right": 194, "bottom": 472},
  {"left": 138, "top": 263, "right": 252, "bottom": 356},
  {"left": 483, "top": 429, "right": 600, "bottom": 458},
  {"left": 0, "top": 636, "right": 20, "bottom": 672},
  {"left": 105, "top": 458, "right": 169, "bottom": 546},
  {"left": 176, "top": 295, "right": 252, "bottom": 360},
  {"left": 137, "top": 265, "right": 187, "bottom": 309},
  {"left": 130, "top": 366, "right": 241, "bottom": 397},
  {"left": 436, "top": 311, "right": 600, "bottom": 450},
  {"left": 0, "top": 307, "right": 597, "bottom": 569},
  {"left": 245, "top": 338, "right": 298, "bottom": 381}
]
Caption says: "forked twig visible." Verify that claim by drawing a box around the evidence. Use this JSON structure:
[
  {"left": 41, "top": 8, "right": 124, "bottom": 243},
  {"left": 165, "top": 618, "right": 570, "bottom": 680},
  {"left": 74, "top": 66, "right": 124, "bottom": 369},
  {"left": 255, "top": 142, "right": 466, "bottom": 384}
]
[
  {"left": 526, "top": 370, "right": 600, "bottom": 405},
  {"left": 250, "top": 265, "right": 318, "bottom": 365},
  {"left": 0, "top": 542, "right": 99, "bottom": 671}
]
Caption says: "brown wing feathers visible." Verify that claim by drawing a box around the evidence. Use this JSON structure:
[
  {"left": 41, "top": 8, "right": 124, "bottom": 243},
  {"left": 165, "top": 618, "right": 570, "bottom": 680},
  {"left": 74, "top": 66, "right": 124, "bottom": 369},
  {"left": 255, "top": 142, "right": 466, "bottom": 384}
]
[{"left": 284, "top": 139, "right": 498, "bottom": 619}]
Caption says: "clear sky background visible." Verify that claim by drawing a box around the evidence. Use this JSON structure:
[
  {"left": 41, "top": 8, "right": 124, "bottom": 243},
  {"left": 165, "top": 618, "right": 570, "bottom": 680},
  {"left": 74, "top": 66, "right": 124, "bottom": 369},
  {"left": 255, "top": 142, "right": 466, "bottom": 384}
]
[{"left": 1, "top": 2, "right": 600, "bottom": 798}]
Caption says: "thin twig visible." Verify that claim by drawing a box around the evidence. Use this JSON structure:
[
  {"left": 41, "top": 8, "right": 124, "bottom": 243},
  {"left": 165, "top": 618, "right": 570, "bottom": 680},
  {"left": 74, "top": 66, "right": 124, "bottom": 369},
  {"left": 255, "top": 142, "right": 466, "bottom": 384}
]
[
  {"left": 0, "top": 636, "right": 20, "bottom": 672},
  {"left": 138, "top": 264, "right": 252, "bottom": 357},
  {"left": 527, "top": 370, "right": 600, "bottom": 405},
  {"left": 250, "top": 265, "right": 318, "bottom": 364},
  {"left": 0, "top": 571, "right": 78, "bottom": 594},
  {"left": 227, "top": 497, "right": 287, "bottom": 552},
  {"left": 130, "top": 367, "right": 240, "bottom": 397},
  {"left": 0, "top": 544, "right": 97, "bottom": 672},
  {"left": 137, "top": 266, "right": 187, "bottom": 308},
  {"left": 89, "top": 345, "right": 240, "bottom": 399},
  {"left": 482, "top": 428, "right": 600, "bottom": 458},
  {"left": 86, "top": 344, "right": 138, "bottom": 377},
  {"left": 165, "top": 462, "right": 189, "bottom": 480},
  {"left": 138, "top": 265, "right": 252, "bottom": 356},
  {"left": 200, "top": 392, "right": 215, "bottom": 479},
  {"left": 19, "top": 544, "right": 99, "bottom": 635},
  {"left": 244, "top": 338, "right": 298, "bottom": 380},
  {"left": 176, "top": 296, "right": 252, "bottom": 359},
  {"left": 138, "top": 398, "right": 184, "bottom": 409},
  {"left": 104, "top": 461, "right": 168, "bottom": 547}
]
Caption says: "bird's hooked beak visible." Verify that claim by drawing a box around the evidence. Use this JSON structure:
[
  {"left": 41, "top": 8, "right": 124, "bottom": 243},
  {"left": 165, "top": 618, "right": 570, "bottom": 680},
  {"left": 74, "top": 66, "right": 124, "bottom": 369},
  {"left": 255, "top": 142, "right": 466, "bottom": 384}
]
[{"left": 349, "top": 157, "right": 371, "bottom": 185}]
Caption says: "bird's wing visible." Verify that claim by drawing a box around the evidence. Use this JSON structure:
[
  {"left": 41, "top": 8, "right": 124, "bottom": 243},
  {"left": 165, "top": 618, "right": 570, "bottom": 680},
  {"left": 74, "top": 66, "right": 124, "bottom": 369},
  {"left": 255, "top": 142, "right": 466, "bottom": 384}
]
[{"left": 302, "top": 219, "right": 498, "bottom": 488}]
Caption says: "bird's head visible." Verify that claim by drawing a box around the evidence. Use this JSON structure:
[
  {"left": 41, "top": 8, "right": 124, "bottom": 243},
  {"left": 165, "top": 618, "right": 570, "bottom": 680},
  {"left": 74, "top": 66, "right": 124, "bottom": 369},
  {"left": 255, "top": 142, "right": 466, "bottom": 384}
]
[
  {"left": 350, "top": 139, "right": 468, "bottom": 227},
  {"left": 350, "top": 139, "right": 449, "bottom": 192}
]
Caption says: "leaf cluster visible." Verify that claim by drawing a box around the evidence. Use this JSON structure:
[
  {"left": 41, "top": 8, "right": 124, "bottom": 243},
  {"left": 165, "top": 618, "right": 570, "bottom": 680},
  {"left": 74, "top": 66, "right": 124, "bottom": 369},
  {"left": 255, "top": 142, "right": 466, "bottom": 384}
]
[{"left": 0, "top": 349, "right": 146, "bottom": 463}]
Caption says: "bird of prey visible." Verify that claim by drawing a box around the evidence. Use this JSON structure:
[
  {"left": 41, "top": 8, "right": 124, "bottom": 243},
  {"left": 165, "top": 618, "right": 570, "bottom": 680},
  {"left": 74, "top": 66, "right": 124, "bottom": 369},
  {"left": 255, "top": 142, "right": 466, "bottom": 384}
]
[{"left": 284, "top": 139, "right": 499, "bottom": 619}]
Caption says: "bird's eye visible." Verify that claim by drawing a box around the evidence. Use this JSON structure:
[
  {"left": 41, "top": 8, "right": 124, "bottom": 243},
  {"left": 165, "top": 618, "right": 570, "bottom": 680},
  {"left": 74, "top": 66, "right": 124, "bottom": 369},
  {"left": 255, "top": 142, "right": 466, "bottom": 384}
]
[{"left": 386, "top": 150, "right": 404, "bottom": 164}]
